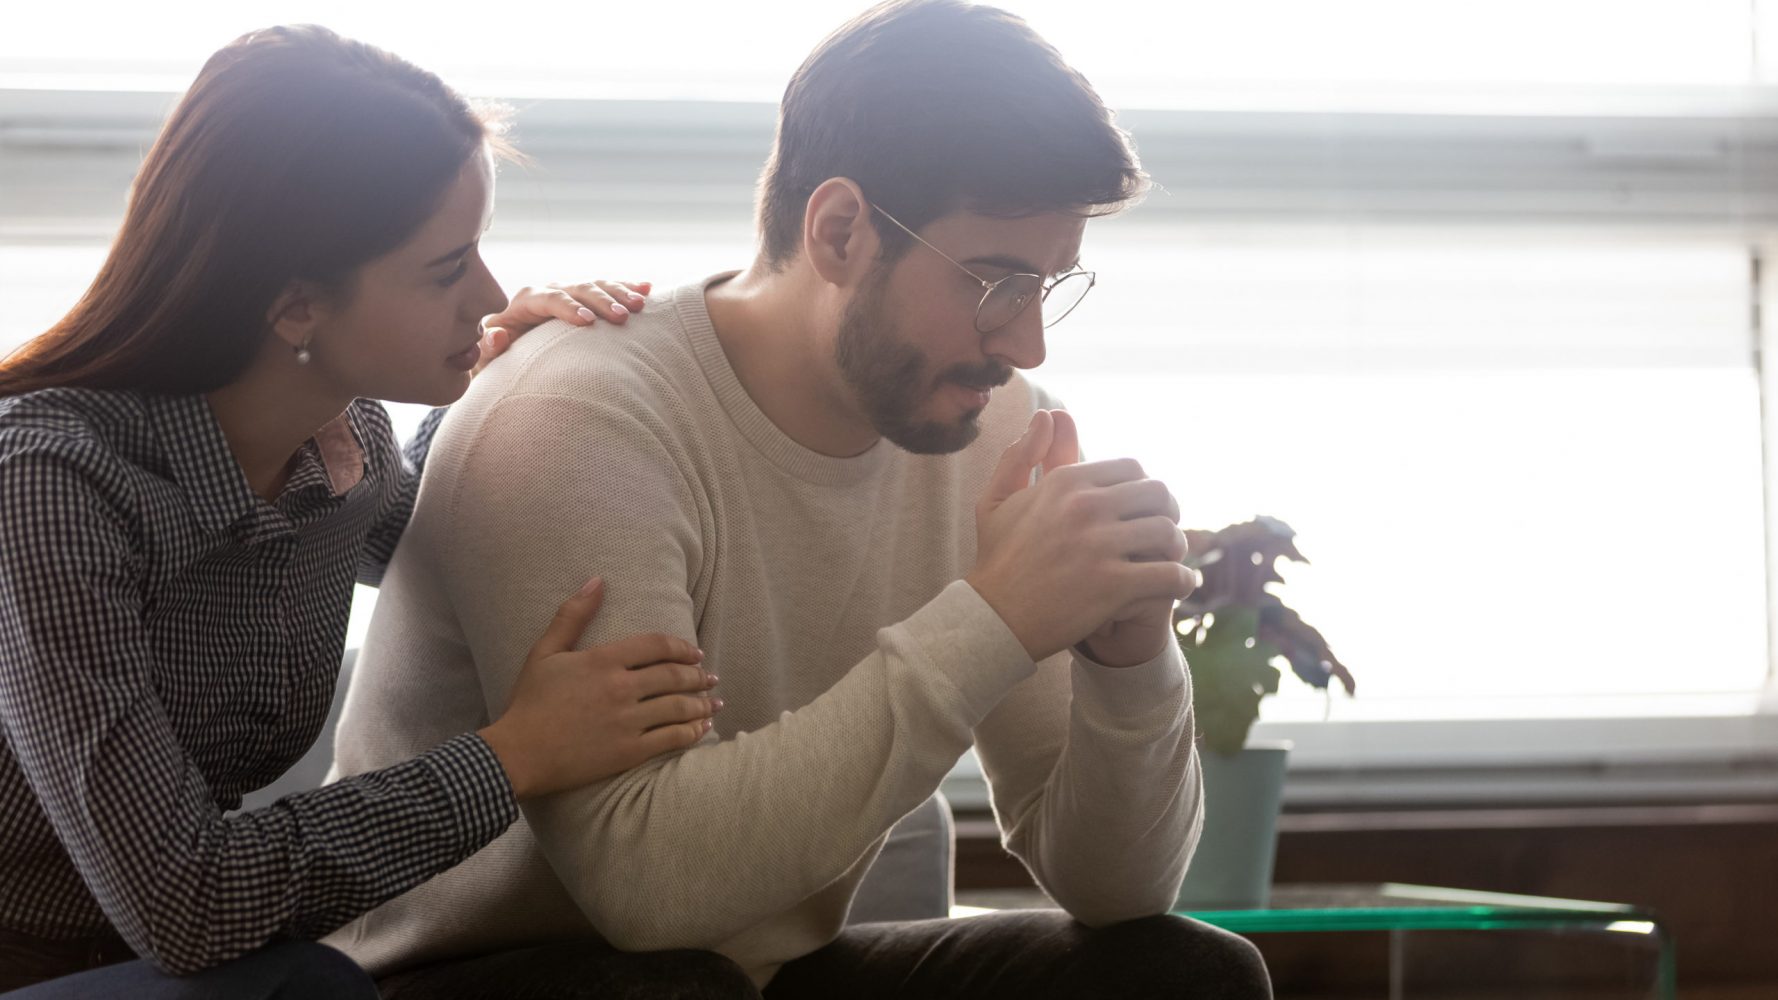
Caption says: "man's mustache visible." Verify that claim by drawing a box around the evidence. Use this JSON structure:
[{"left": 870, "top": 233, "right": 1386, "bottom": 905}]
[{"left": 938, "top": 362, "right": 1013, "bottom": 390}]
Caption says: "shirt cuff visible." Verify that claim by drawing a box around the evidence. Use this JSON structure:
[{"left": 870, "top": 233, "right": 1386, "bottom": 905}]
[
  {"left": 1070, "top": 638, "right": 1190, "bottom": 729},
  {"left": 418, "top": 732, "right": 520, "bottom": 856}
]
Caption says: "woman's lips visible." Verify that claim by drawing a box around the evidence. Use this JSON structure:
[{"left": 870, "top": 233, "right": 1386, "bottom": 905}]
[{"left": 445, "top": 341, "right": 482, "bottom": 372}]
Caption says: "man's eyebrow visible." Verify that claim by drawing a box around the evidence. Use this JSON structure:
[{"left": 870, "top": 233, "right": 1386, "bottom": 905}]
[
  {"left": 425, "top": 242, "right": 476, "bottom": 268},
  {"left": 963, "top": 253, "right": 1044, "bottom": 275}
]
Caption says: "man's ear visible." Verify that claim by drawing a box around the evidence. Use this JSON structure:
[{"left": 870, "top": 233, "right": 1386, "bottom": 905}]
[
  {"left": 802, "top": 177, "right": 878, "bottom": 288},
  {"left": 266, "top": 281, "right": 325, "bottom": 353}
]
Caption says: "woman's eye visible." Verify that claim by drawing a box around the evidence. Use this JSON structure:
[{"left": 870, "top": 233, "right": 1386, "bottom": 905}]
[{"left": 439, "top": 260, "right": 469, "bottom": 287}]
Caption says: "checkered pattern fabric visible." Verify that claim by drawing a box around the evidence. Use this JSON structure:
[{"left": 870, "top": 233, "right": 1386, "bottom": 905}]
[{"left": 0, "top": 389, "right": 515, "bottom": 975}]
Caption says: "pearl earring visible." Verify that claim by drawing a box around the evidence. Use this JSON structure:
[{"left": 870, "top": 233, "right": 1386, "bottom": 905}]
[{"left": 294, "top": 341, "right": 312, "bottom": 366}]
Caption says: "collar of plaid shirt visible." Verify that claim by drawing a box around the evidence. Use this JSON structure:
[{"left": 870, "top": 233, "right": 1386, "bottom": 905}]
[{"left": 143, "top": 394, "right": 369, "bottom": 545}]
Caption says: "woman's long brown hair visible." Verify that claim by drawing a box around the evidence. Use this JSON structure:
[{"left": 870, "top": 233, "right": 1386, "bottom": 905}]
[{"left": 0, "top": 25, "right": 508, "bottom": 397}]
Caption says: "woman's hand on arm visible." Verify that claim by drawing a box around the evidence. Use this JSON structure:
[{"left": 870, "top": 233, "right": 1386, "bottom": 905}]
[
  {"left": 474, "top": 279, "right": 652, "bottom": 374},
  {"left": 477, "top": 577, "right": 720, "bottom": 801}
]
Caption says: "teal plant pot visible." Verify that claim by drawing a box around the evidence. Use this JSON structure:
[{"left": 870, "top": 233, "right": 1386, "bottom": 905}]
[{"left": 1174, "top": 740, "right": 1291, "bottom": 910}]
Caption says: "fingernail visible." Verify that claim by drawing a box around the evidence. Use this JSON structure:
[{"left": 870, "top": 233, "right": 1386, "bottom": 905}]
[
  {"left": 711, "top": 698, "right": 725, "bottom": 712},
  {"left": 611, "top": 302, "right": 630, "bottom": 316},
  {"left": 706, "top": 673, "right": 719, "bottom": 687},
  {"left": 576, "top": 306, "right": 597, "bottom": 323},
  {"left": 578, "top": 577, "right": 602, "bottom": 597},
  {"left": 702, "top": 718, "right": 714, "bottom": 733}
]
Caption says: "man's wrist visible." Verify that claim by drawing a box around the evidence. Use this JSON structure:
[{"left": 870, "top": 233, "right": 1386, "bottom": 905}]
[
  {"left": 963, "top": 572, "right": 1045, "bottom": 661},
  {"left": 1073, "top": 634, "right": 1170, "bottom": 669}
]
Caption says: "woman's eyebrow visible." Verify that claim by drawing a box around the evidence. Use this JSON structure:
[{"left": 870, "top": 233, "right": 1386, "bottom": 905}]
[{"left": 424, "top": 241, "right": 475, "bottom": 268}]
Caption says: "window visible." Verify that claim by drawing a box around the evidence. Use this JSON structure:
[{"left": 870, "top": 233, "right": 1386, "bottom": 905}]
[{"left": 6, "top": 0, "right": 1778, "bottom": 804}]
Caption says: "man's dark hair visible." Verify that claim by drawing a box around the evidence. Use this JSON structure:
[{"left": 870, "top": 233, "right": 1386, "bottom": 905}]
[{"left": 755, "top": 0, "right": 1147, "bottom": 269}]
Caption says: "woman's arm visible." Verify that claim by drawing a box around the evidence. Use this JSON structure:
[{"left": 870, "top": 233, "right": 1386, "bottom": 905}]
[
  {"left": 0, "top": 434, "right": 711, "bottom": 975},
  {"left": 0, "top": 439, "right": 516, "bottom": 974}
]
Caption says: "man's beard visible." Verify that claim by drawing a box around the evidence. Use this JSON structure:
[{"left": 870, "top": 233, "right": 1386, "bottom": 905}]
[{"left": 834, "top": 266, "right": 1012, "bottom": 456}]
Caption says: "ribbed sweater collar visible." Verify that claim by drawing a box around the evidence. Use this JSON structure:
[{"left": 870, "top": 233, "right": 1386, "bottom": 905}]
[{"left": 675, "top": 274, "right": 893, "bottom": 488}]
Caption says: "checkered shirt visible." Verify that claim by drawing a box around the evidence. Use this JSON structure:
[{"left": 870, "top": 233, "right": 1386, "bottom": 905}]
[{"left": 0, "top": 389, "right": 517, "bottom": 974}]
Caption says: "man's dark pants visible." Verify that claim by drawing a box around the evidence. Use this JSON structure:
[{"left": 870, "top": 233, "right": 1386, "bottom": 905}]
[{"left": 376, "top": 910, "right": 1273, "bottom": 999}]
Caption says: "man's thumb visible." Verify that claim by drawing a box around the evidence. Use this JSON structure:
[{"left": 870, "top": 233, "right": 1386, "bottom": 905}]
[
  {"left": 982, "top": 409, "right": 1054, "bottom": 506},
  {"left": 1041, "top": 409, "right": 1081, "bottom": 474}
]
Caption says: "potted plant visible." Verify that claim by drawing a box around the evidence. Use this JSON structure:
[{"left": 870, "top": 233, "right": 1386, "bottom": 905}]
[{"left": 1172, "top": 516, "right": 1354, "bottom": 909}]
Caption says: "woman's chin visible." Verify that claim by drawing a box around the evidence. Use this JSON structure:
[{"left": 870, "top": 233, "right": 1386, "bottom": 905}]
[{"left": 375, "top": 373, "right": 472, "bottom": 408}]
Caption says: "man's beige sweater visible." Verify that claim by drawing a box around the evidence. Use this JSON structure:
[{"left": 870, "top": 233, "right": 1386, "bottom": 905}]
[{"left": 323, "top": 276, "right": 1202, "bottom": 985}]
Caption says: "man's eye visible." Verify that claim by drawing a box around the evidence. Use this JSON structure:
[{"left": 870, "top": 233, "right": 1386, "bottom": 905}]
[{"left": 439, "top": 260, "right": 469, "bottom": 287}]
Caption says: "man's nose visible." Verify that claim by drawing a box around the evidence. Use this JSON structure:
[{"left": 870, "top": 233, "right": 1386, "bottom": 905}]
[{"left": 982, "top": 305, "right": 1047, "bottom": 371}]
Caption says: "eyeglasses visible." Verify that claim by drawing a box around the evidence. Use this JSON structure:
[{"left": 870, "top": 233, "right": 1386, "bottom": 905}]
[{"left": 871, "top": 204, "right": 1096, "bottom": 335}]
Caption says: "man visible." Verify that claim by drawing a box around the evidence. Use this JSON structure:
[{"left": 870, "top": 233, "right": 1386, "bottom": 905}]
[{"left": 328, "top": 1, "right": 1271, "bottom": 996}]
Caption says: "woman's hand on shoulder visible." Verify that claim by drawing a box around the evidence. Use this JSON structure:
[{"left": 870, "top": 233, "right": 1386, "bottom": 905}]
[
  {"left": 478, "top": 577, "right": 719, "bottom": 801},
  {"left": 474, "top": 279, "right": 653, "bottom": 376}
]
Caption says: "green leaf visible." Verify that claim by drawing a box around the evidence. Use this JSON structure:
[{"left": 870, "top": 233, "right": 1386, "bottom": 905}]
[{"left": 1179, "top": 606, "right": 1282, "bottom": 755}]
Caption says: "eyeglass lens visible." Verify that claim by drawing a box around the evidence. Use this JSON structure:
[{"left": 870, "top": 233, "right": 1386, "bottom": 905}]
[{"left": 977, "top": 271, "right": 1095, "bottom": 332}]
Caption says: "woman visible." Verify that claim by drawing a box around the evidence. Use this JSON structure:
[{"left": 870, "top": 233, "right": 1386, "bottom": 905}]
[{"left": 0, "top": 25, "right": 738, "bottom": 997}]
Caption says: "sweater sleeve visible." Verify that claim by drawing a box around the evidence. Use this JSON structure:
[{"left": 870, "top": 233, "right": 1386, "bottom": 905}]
[
  {"left": 0, "top": 439, "right": 516, "bottom": 975},
  {"left": 437, "top": 392, "right": 1038, "bottom": 950},
  {"left": 972, "top": 642, "right": 1201, "bottom": 925}
]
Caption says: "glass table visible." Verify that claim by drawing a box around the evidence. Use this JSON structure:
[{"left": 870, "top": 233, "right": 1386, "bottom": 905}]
[{"left": 953, "top": 883, "right": 1674, "bottom": 999}]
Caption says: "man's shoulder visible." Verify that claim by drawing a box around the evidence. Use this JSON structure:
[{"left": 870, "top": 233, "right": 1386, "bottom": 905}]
[
  {"left": 485, "top": 292, "right": 700, "bottom": 406},
  {"left": 413, "top": 289, "right": 726, "bottom": 501},
  {"left": 437, "top": 287, "right": 716, "bottom": 454}
]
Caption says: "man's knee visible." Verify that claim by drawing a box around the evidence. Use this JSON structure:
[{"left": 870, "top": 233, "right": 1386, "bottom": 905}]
[
  {"left": 374, "top": 939, "right": 759, "bottom": 1000},
  {"left": 538, "top": 941, "right": 759, "bottom": 1000},
  {"left": 1078, "top": 915, "right": 1272, "bottom": 999},
  {"left": 621, "top": 948, "right": 760, "bottom": 1000},
  {"left": 259, "top": 940, "right": 379, "bottom": 998}
]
